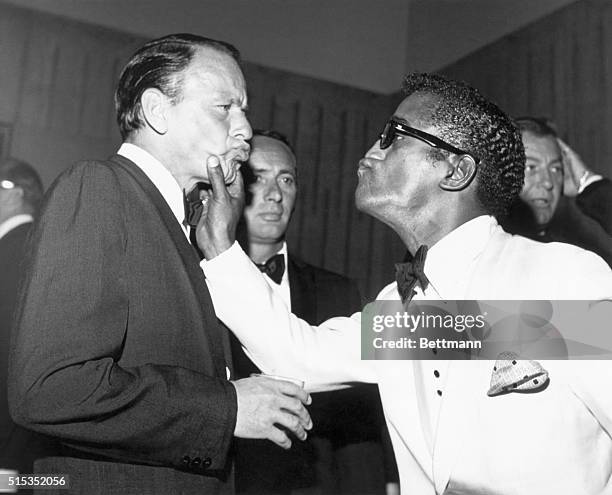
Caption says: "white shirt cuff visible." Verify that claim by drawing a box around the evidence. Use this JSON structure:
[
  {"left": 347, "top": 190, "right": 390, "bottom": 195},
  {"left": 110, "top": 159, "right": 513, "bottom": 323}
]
[
  {"left": 578, "top": 174, "right": 603, "bottom": 194},
  {"left": 200, "top": 241, "right": 246, "bottom": 274}
]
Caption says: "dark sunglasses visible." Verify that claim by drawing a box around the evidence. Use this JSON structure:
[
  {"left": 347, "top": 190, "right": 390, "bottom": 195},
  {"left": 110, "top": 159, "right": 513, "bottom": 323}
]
[{"left": 379, "top": 119, "right": 480, "bottom": 164}]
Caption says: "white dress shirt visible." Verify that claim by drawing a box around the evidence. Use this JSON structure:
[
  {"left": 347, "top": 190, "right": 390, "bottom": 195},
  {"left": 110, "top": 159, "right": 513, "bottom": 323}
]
[
  {"left": 117, "top": 143, "right": 188, "bottom": 239},
  {"left": 0, "top": 214, "right": 33, "bottom": 241},
  {"left": 257, "top": 242, "right": 291, "bottom": 311},
  {"left": 204, "top": 215, "right": 612, "bottom": 494}
]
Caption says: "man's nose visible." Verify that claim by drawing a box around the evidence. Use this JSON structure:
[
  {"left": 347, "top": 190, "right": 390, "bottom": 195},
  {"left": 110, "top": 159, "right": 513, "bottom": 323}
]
[
  {"left": 536, "top": 169, "right": 554, "bottom": 189},
  {"left": 364, "top": 139, "right": 384, "bottom": 159},
  {"left": 233, "top": 112, "right": 252, "bottom": 141},
  {"left": 264, "top": 181, "right": 282, "bottom": 202}
]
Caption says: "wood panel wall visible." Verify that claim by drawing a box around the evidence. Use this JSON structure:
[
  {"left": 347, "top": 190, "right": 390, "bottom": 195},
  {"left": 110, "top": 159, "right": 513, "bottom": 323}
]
[
  {"left": 440, "top": 0, "right": 612, "bottom": 180},
  {"left": 0, "top": 2, "right": 404, "bottom": 299},
  {"left": 439, "top": 0, "right": 611, "bottom": 254}
]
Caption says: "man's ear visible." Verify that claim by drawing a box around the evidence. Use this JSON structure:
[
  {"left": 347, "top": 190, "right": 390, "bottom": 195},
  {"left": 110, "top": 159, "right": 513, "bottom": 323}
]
[
  {"left": 140, "top": 88, "right": 168, "bottom": 135},
  {"left": 439, "top": 155, "right": 477, "bottom": 191}
]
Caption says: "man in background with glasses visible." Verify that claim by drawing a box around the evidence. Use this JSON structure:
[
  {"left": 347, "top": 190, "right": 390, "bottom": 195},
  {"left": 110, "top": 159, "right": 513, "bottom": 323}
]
[{"left": 198, "top": 73, "right": 612, "bottom": 494}]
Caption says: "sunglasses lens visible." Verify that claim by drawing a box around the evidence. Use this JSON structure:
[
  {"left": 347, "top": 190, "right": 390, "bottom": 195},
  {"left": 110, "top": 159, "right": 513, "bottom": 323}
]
[{"left": 379, "top": 122, "right": 393, "bottom": 149}]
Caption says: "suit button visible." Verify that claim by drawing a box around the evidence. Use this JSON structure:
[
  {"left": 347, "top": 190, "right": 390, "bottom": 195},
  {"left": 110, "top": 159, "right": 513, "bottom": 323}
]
[
  {"left": 191, "top": 457, "right": 202, "bottom": 469},
  {"left": 202, "top": 457, "right": 212, "bottom": 468},
  {"left": 181, "top": 455, "right": 191, "bottom": 466}
]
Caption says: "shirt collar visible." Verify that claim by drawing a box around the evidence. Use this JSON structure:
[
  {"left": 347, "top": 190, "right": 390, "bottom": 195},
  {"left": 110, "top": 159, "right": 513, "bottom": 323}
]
[
  {"left": 0, "top": 214, "right": 34, "bottom": 241},
  {"left": 423, "top": 215, "right": 498, "bottom": 298},
  {"left": 117, "top": 143, "right": 185, "bottom": 228}
]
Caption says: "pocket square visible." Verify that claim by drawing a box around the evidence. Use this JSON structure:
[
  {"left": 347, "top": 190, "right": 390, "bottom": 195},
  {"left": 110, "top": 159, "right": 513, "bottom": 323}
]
[{"left": 487, "top": 351, "right": 549, "bottom": 397}]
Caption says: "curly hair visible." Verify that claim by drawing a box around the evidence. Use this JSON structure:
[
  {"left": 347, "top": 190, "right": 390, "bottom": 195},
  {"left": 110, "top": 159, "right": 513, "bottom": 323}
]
[
  {"left": 115, "top": 33, "right": 240, "bottom": 140},
  {"left": 401, "top": 73, "right": 525, "bottom": 218}
]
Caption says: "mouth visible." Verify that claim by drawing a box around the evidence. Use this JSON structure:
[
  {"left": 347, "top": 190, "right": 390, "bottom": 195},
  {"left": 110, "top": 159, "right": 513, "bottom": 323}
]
[
  {"left": 234, "top": 145, "right": 251, "bottom": 163},
  {"left": 357, "top": 158, "right": 372, "bottom": 177},
  {"left": 259, "top": 211, "right": 283, "bottom": 221},
  {"left": 531, "top": 198, "right": 552, "bottom": 207}
]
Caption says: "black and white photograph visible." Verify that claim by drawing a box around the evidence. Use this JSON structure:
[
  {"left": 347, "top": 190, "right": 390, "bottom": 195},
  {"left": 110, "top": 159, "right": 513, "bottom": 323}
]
[{"left": 0, "top": 1, "right": 611, "bottom": 494}]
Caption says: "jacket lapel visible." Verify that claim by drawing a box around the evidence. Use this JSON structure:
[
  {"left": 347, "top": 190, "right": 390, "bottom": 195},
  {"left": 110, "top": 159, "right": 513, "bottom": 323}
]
[
  {"left": 110, "top": 155, "right": 229, "bottom": 378},
  {"left": 432, "top": 360, "right": 489, "bottom": 493},
  {"left": 288, "top": 256, "right": 317, "bottom": 322}
]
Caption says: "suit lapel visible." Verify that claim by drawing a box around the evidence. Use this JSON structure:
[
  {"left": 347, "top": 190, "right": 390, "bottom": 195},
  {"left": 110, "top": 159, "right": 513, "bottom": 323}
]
[
  {"left": 432, "top": 360, "right": 489, "bottom": 493},
  {"left": 110, "top": 155, "right": 229, "bottom": 378},
  {"left": 288, "top": 256, "right": 317, "bottom": 322}
]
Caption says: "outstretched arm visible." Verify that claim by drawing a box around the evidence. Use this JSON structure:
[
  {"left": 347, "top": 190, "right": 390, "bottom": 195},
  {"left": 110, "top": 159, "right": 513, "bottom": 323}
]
[{"left": 198, "top": 161, "right": 376, "bottom": 391}]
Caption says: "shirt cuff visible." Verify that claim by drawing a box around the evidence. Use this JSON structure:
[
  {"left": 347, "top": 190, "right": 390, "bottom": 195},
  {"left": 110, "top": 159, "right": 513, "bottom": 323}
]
[
  {"left": 200, "top": 241, "right": 246, "bottom": 274},
  {"left": 578, "top": 174, "right": 603, "bottom": 194}
]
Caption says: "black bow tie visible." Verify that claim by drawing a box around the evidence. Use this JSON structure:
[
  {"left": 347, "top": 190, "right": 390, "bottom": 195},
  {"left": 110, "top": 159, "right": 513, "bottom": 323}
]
[
  {"left": 255, "top": 254, "right": 285, "bottom": 285},
  {"left": 395, "top": 245, "right": 429, "bottom": 304},
  {"left": 183, "top": 187, "right": 203, "bottom": 228}
]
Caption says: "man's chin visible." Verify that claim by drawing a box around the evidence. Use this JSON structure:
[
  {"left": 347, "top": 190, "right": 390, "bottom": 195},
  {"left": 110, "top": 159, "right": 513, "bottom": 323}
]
[
  {"left": 354, "top": 187, "right": 371, "bottom": 213},
  {"left": 532, "top": 210, "right": 553, "bottom": 227}
]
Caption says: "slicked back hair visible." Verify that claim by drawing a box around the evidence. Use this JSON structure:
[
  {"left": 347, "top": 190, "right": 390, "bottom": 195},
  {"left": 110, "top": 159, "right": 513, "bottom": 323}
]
[
  {"left": 0, "top": 157, "right": 44, "bottom": 212},
  {"left": 115, "top": 33, "right": 240, "bottom": 140},
  {"left": 514, "top": 116, "right": 559, "bottom": 139},
  {"left": 401, "top": 73, "right": 525, "bottom": 218},
  {"left": 252, "top": 129, "right": 295, "bottom": 155}
]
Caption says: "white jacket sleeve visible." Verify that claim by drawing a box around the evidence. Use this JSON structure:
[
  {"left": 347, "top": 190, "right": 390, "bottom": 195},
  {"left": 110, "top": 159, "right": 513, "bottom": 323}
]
[{"left": 203, "top": 243, "right": 377, "bottom": 391}]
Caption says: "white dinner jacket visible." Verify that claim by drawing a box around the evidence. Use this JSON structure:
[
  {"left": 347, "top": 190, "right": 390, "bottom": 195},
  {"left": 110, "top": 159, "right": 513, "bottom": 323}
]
[{"left": 204, "top": 215, "right": 612, "bottom": 494}]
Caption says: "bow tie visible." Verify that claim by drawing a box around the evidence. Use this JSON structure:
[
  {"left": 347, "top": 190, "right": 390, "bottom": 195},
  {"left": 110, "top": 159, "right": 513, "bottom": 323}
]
[
  {"left": 395, "top": 245, "right": 429, "bottom": 304},
  {"left": 256, "top": 254, "right": 285, "bottom": 285},
  {"left": 183, "top": 187, "right": 203, "bottom": 228}
]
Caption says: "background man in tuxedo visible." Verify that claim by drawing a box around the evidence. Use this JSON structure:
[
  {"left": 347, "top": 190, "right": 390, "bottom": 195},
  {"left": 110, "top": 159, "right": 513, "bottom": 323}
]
[
  {"left": 0, "top": 158, "right": 46, "bottom": 475},
  {"left": 8, "top": 33, "right": 311, "bottom": 495},
  {"left": 232, "top": 130, "right": 395, "bottom": 494},
  {"left": 200, "top": 73, "right": 612, "bottom": 495},
  {"left": 503, "top": 116, "right": 612, "bottom": 265}
]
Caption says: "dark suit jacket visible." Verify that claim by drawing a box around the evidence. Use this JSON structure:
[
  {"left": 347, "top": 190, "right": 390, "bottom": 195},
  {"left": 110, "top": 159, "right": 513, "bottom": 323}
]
[
  {"left": 8, "top": 156, "right": 237, "bottom": 494},
  {"left": 1, "top": 221, "right": 51, "bottom": 474},
  {"left": 576, "top": 177, "right": 612, "bottom": 235},
  {"left": 503, "top": 179, "right": 612, "bottom": 267},
  {"left": 232, "top": 255, "right": 388, "bottom": 494},
  {"left": 1, "top": 223, "right": 31, "bottom": 455}
]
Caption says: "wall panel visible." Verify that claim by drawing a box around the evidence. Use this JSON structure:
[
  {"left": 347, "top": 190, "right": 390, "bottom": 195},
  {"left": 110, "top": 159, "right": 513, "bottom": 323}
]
[
  {"left": 439, "top": 0, "right": 611, "bottom": 260},
  {"left": 441, "top": 0, "right": 611, "bottom": 179},
  {"left": 0, "top": 2, "right": 402, "bottom": 298}
]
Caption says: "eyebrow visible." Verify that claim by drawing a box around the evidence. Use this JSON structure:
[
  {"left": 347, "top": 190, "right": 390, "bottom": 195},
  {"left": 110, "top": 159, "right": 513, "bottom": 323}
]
[
  {"left": 252, "top": 167, "right": 296, "bottom": 176},
  {"left": 525, "top": 154, "right": 563, "bottom": 162},
  {"left": 392, "top": 115, "right": 412, "bottom": 126},
  {"left": 214, "top": 91, "right": 249, "bottom": 110}
]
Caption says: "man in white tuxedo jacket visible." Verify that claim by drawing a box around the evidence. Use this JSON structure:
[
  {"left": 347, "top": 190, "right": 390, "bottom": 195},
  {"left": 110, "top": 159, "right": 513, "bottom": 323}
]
[{"left": 197, "top": 73, "right": 612, "bottom": 494}]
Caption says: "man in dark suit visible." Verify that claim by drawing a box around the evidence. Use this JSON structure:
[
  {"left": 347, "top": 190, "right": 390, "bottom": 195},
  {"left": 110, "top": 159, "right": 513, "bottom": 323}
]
[
  {"left": 503, "top": 116, "right": 612, "bottom": 265},
  {"left": 8, "top": 34, "right": 311, "bottom": 495},
  {"left": 0, "top": 158, "right": 46, "bottom": 476},
  {"left": 232, "top": 130, "right": 394, "bottom": 495}
]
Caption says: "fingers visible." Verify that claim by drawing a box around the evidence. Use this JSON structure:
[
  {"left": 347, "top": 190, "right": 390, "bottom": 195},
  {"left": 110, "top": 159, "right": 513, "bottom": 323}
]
[
  {"left": 268, "top": 426, "right": 292, "bottom": 450},
  {"left": 557, "top": 137, "right": 570, "bottom": 152},
  {"left": 274, "top": 380, "right": 312, "bottom": 406},
  {"left": 277, "top": 395, "right": 312, "bottom": 432},
  {"left": 206, "top": 156, "right": 228, "bottom": 200},
  {"left": 272, "top": 410, "right": 308, "bottom": 442}
]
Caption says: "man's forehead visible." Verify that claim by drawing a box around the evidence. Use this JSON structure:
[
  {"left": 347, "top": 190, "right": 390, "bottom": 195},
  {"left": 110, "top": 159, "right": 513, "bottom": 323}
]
[
  {"left": 249, "top": 137, "right": 296, "bottom": 173},
  {"left": 522, "top": 132, "right": 561, "bottom": 159},
  {"left": 186, "top": 47, "right": 246, "bottom": 93},
  {"left": 393, "top": 92, "right": 438, "bottom": 127}
]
